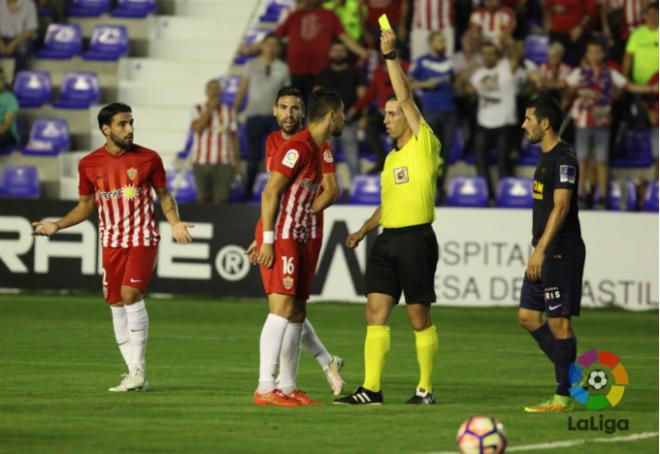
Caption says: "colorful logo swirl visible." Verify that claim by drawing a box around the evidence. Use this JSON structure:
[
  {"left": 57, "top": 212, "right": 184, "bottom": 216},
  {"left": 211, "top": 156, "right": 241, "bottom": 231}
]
[{"left": 569, "top": 349, "right": 629, "bottom": 410}]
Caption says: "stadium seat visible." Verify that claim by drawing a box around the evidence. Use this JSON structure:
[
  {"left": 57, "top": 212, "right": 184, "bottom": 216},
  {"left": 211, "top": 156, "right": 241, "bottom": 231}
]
[
  {"left": 250, "top": 172, "right": 269, "bottom": 202},
  {"left": 234, "top": 28, "right": 270, "bottom": 65},
  {"left": 238, "top": 124, "right": 249, "bottom": 160},
  {"left": 68, "top": 0, "right": 111, "bottom": 17},
  {"left": 523, "top": 34, "right": 549, "bottom": 66},
  {"left": 495, "top": 177, "right": 533, "bottom": 208},
  {"left": 220, "top": 76, "right": 243, "bottom": 109},
  {"left": 260, "top": 0, "right": 292, "bottom": 22},
  {"left": 0, "top": 165, "right": 39, "bottom": 198},
  {"left": 611, "top": 130, "right": 653, "bottom": 168},
  {"left": 229, "top": 177, "right": 246, "bottom": 203},
  {"left": 594, "top": 180, "right": 624, "bottom": 210},
  {"left": 516, "top": 143, "right": 541, "bottom": 166},
  {"left": 166, "top": 170, "right": 196, "bottom": 203},
  {"left": 22, "top": 119, "right": 70, "bottom": 156},
  {"left": 82, "top": 25, "right": 129, "bottom": 60},
  {"left": 111, "top": 0, "right": 156, "bottom": 18},
  {"left": 12, "top": 70, "right": 52, "bottom": 108},
  {"left": 36, "top": 24, "right": 83, "bottom": 59},
  {"left": 53, "top": 72, "right": 101, "bottom": 109},
  {"left": 348, "top": 175, "right": 380, "bottom": 205},
  {"left": 626, "top": 179, "right": 638, "bottom": 211},
  {"left": 643, "top": 180, "right": 659, "bottom": 212},
  {"left": 445, "top": 128, "right": 464, "bottom": 165},
  {"left": 446, "top": 176, "right": 489, "bottom": 207}
]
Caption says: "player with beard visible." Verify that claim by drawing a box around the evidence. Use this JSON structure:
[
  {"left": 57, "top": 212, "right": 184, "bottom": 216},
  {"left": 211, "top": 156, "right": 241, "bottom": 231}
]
[
  {"left": 247, "top": 87, "right": 345, "bottom": 397},
  {"left": 519, "top": 96, "right": 585, "bottom": 413},
  {"left": 252, "top": 89, "right": 345, "bottom": 406},
  {"left": 32, "top": 103, "right": 193, "bottom": 392}
]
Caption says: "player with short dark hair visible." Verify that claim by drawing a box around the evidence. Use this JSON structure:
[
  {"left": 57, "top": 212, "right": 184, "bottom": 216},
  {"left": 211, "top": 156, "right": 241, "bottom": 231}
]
[
  {"left": 335, "top": 26, "right": 442, "bottom": 405},
  {"left": 246, "top": 86, "right": 345, "bottom": 397},
  {"left": 253, "top": 88, "right": 345, "bottom": 407},
  {"left": 32, "top": 103, "right": 193, "bottom": 392},
  {"left": 519, "top": 95, "right": 586, "bottom": 412}
]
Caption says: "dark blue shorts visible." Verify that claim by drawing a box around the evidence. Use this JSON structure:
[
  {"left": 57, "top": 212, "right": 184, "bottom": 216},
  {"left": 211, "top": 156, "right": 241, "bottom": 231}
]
[{"left": 520, "top": 252, "right": 585, "bottom": 317}]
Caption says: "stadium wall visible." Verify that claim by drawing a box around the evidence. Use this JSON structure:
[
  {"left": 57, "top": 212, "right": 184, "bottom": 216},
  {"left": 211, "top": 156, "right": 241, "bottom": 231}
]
[{"left": 0, "top": 201, "right": 657, "bottom": 311}]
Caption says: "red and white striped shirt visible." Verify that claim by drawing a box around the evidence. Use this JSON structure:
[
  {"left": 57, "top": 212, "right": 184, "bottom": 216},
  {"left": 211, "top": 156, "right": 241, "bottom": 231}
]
[
  {"left": 470, "top": 6, "right": 516, "bottom": 44},
  {"left": 191, "top": 103, "right": 237, "bottom": 165},
  {"left": 604, "top": 0, "right": 645, "bottom": 38},
  {"left": 413, "top": 0, "right": 455, "bottom": 31},
  {"left": 265, "top": 130, "right": 335, "bottom": 239},
  {"left": 78, "top": 144, "right": 166, "bottom": 248},
  {"left": 270, "top": 129, "right": 323, "bottom": 242}
]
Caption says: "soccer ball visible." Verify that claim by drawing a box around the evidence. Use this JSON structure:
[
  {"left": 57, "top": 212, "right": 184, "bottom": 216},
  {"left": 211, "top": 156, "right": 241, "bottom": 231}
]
[
  {"left": 456, "top": 416, "right": 507, "bottom": 454},
  {"left": 587, "top": 370, "right": 608, "bottom": 390}
]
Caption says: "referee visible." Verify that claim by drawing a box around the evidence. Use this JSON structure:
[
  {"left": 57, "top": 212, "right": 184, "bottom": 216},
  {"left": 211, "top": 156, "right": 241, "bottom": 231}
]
[{"left": 334, "top": 26, "right": 442, "bottom": 405}]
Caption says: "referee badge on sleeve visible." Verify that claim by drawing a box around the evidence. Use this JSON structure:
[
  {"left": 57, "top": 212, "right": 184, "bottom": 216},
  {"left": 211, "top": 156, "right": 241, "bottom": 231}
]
[
  {"left": 394, "top": 167, "right": 409, "bottom": 184},
  {"left": 559, "top": 165, "right": 576, "bottom": 184}
]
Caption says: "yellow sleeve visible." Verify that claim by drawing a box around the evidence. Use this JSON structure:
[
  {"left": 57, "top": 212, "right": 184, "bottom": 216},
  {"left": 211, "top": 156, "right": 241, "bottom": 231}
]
[{"left": 416, "top": 118, "right": 442, "bottom": 167}]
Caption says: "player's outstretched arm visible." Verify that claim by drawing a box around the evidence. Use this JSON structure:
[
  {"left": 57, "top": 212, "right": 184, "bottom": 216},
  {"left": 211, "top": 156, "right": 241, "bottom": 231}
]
[
  {"left": 259, "top": 171, "right": 290, "bottom": 268},
  {"left": 310, "top": 172, "right": 340, "bottom": 214},
  {"left": 155, "top": 186, "right": 193, "bottom": 244},
  {"left": 346, "top": 206, "right": 381, "bottom": 249},
  {"left": 32, "top": 194, "right": 96, "bottom": 236},
  {"left": 381, "top": 28, "right": 421, "bottom": 136}
]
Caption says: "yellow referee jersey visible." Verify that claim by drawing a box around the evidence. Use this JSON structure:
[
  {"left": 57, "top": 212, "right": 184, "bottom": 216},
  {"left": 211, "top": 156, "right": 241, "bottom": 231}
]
[{"left": 381, "top": 119, "right": 442, "bottom": 229}]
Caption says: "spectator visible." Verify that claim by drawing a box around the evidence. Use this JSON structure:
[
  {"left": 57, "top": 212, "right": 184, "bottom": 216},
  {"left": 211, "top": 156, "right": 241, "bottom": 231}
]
[
  {"left": 184, "top": 79, "right": 240, "bottom": 205},
  {"left": 468, "top": 0, "right": 516, "bottom": 48},
  {"left": 276, "top": 0, "right": 367, "bottom": 103},
  {"left": 410, "top": 0, "right": 456, "bottom": 60},
  {"left": 542, "top": 0, "right": 598, "bottom": 65},
  {"left": 323, "top": 0, "right": 366, "bottom": 42},
  {"left": 536, "top": 41, "right": 572, "bottom": 100},
  {"left": 453, "top": 31, "right": 483, "bottom": 159},
  {"left": 643, "top": 72, "right": 659, "bottom": 179},
  {"left": 564, "top": 40, "right": 654, "bottom": 209},
  {"left": 37, "top": 0, "right": 70, "bottom": 23},
  {"left": 465, "top": 41, "right": 522, "bottom": 200},
  {"left": 623, "top": 1, "right": 659, "bottom": 85},
  {"left": 409, "top": 30, "right": 457, "bottom": 201},
  {"left": 235, "top": 35, "right": 290, "bottom": 199},
  {"left": 359, "top": 0, "right": 410, "bottom": 48},
  {"left": 0, "top": 0, "right": 37, "bottom": 78},
  {"left": 0, "top": 66, "right": 19, "bottom": 148},
  {"left": 601, "top": 0, "right": 647, "bottom": 62},
  {"left": 353, "top": 57, "right": 411, "bottom": 171},
  {"left": 314, "top": 41, "right": 367, "bottom": 184}
]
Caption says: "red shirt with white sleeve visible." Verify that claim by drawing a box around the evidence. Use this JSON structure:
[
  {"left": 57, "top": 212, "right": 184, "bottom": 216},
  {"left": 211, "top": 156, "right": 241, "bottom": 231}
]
[
  {"left": 190, "top": 103, "right": 237, "bottom": 165},
  {"left": 413, "top": 0, "right": 455, "bottom": 31},
  {"left": 78, "top": 144, "right": 166, "bottom": 248},
  {"left": 469, "top": 6, "right": 516, "bottom": 44}
]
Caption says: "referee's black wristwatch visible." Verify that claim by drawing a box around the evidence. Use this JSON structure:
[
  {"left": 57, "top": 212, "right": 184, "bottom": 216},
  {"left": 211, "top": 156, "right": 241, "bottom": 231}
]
[{"left": 382, "top": 50, "right": 397, "bottom": 60}]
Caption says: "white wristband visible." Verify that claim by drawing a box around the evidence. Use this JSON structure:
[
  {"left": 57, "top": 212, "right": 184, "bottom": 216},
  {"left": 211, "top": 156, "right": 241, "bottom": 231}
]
[{"left": 263, "top": 231, "right": 275, "bottom": 244}]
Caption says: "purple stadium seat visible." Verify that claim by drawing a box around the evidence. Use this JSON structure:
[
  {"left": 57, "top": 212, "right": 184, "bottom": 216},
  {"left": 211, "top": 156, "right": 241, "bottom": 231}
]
[
  {"left": 446, "top": 176, "right": 489, "bottom": 207},
  {"left": 349, "top": 175, "right": 380, "bottom": 205},
  {"left": 626, "top": 179, "right": 638, "bottom": 211},
  {"left": 495, "top": 177, "right": 533, "bottom": 208},
  {"left": 611, "top": 130, "right": 653, "bottom": 168},
  {"left": 53, "top": 72, "right": 101, "bottom": 109},
  {"left": 250, "top": 172, "right": 269, "bottom": 202},
  {"left": 83, "top": 25, "right": 129, "bottom": 60},
  {"left": 643, "top": 180, "right": 659, "bottom": 212},
  {"left": 260, "top": 0, "right": 292, "bottom": 22},
  {"left": 524, "top": 34, "right": 549, "bottom": 66},
  {"left": 220, "top": 76, "right": 242, "bottom": 108},
  {"left": 229, "top": 177, "right": 246, "bottom": 203},
  {"left": 516, "top": 143, "right": 541, "bottom": 166},
  {"left": 0, "top": 165, "right": 39, "bottom": 198},
  {"left": 68, "top": 0, "right": 111, "bottom": 17},
  {"left": 13, "top": 70, "right": 52, "bottom": 108},
  {"left": 111, "top": 0, "right": 156, "bottom": 18},
  {"left": 167, "top": 170, "right": 196, "bottom": 203},
  {"left": 22, "top": 119, "right": 70, "bottom": 156},
  {"left": 176, "top": 129, "right": 194, "bottom": 160},
  {"left": 37, "top": 24, "right": 83, "bottom": 59}
]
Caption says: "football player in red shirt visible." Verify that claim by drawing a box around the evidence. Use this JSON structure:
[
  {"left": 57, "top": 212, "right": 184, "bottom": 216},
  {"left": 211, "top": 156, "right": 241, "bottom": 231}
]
[
  {"left": 252, "top": 89, "right": 345, "bottom": 406},
  {"left": 32, "top": 103, "right": 193, "bottom": 392},
  {"left": 247, "top": 87, "right": 345, "bottom": 398}
]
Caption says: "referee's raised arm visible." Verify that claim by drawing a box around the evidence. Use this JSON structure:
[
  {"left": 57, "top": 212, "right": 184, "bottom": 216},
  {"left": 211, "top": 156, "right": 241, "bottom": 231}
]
[{"left": 380, "top": 28, "right": 421, "bottom": 136}]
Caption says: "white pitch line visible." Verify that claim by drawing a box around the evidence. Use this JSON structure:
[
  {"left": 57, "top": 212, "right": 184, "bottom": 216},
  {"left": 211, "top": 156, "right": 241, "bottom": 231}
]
[{"left": 426, "top": 431, "right": 659, "bottom": 454}]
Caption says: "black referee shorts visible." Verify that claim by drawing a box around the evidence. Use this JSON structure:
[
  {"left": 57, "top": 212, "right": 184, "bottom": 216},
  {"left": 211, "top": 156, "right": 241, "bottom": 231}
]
[{"left": 365, "top": 223, "right": 438, "bottom": 304}]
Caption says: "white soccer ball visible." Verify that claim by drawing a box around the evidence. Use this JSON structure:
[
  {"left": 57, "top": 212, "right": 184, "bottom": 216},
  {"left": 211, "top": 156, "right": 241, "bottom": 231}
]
[
  {"left": 587, "top": 370, "right": 608, "bottom": 390},
  {"left": 456, "top": 416, "right": 507, "bottom": 454}
]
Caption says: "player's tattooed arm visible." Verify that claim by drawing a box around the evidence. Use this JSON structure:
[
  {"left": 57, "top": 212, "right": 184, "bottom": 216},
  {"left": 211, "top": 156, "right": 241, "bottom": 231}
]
[
  {"left": 32, "top": 194, "right": 96, "bottom": 236},
  {"left": 346, "top": 206, "right": 381, "bottom": 249},
  {"left": 155, "top": 186, "right": 194, "bottom": 244},
  {"left": 526, "top": 188, "right": 572, "bottom": 281}
]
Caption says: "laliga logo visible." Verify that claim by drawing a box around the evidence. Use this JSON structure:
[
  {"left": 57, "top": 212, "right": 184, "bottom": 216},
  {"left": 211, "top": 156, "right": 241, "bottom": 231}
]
[{"left": 569, "top": 349, "right": 629, "bottom": 410}]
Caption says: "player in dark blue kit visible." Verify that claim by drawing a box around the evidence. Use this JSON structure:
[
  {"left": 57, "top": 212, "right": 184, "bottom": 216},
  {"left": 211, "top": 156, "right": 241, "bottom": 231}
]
[{"left": 518, "top": 96, "right": 586, "bottom": 413}]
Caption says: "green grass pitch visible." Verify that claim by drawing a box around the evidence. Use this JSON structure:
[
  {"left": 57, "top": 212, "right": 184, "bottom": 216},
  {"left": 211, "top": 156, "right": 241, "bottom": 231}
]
[{"left": 0, "top": 294, "right": 657, "bottom": 453}]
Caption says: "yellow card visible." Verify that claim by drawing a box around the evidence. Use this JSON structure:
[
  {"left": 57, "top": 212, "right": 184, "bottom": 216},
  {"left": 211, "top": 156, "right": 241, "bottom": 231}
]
[{"left": 378, "top": 14, "right": 392, "bottom": 30}]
